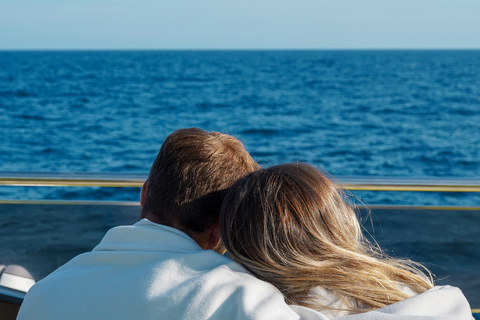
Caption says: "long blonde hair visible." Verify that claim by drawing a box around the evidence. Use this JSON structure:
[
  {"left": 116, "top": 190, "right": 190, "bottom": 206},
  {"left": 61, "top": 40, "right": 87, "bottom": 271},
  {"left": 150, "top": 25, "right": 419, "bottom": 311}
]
[{"left": 220, "top": 163, "right": 433, "bottom": 313}]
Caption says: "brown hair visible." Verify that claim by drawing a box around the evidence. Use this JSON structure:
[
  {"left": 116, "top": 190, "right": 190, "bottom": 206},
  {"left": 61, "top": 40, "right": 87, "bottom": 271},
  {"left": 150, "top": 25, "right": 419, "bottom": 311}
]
[
  {"left": 220, "top": 163, "right": 433, "bottom": 313},
  {"left": 141, "top": 128, "right": 259, "bottom": 234}
]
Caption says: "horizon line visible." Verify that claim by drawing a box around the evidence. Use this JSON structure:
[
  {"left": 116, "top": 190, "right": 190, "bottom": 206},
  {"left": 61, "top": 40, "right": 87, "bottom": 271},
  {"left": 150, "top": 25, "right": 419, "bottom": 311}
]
[{"left": 2, "top": 48, "right": 480, "bottom": 52}]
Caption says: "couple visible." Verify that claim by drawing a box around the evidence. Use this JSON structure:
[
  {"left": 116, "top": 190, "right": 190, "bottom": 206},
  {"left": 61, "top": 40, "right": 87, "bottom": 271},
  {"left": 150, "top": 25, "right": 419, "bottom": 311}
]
[{"left": 18, "top": 128, "right": 473, "bottom": 319}]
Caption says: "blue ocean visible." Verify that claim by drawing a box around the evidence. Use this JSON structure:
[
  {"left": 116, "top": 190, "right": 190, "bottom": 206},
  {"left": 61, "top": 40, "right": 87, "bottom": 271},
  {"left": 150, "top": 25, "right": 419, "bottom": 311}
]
[
  {"left": 1, "top": 50, "right": 480, "bottom": 307},
  {"left": 1, "top": 50, "right": 480, "bottom": 204}
]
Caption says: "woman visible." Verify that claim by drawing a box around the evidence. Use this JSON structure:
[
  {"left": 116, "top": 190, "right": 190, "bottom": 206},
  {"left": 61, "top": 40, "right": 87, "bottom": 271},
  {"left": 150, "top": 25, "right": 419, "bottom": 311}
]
[{"left": 219, "top": 163, "right": 436, "bottom": 318}]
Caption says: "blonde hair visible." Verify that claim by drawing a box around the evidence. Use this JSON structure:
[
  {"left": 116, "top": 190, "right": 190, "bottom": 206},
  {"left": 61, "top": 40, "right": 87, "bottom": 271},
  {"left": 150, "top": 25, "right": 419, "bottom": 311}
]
[{"left": 220, "top": 163, "right": 433, "bottom": 314}]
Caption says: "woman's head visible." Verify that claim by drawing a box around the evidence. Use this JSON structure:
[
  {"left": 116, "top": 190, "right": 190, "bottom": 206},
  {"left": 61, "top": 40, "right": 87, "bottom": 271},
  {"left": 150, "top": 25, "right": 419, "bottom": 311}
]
[
  {"left": 221, "top": 163, "right": 362, "bottom": 273},
  {"left": 220, "top": 163, "right": 362, "bottom": 302},
  {"left": 220, "top": 163, "right": 433, "bottom": 311}
]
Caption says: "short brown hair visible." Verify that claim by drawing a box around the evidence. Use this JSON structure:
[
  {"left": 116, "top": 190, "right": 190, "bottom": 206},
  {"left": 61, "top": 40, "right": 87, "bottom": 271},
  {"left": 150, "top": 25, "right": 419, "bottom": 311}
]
[{"left": 141, "top": 128, "right": 259, "bottom": 234}]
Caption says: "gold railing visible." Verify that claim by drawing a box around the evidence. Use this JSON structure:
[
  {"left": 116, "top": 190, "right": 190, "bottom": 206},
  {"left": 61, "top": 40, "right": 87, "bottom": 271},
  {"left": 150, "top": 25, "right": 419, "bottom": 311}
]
[
  {"left": 1, "top": 172, "right": 480, "bottom": 192},
  {"left": 0, "top": 172, "right": 146, "bottom": 187},
  {"left": 334, "top": 176, "right": 480, "bottom": 192}
]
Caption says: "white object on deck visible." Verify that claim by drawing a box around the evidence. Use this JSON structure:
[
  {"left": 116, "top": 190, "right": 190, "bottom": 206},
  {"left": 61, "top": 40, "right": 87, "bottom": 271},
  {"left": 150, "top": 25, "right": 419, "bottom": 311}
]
[{"left": 0, "top": 265, "right": 35, "bottom": 292}]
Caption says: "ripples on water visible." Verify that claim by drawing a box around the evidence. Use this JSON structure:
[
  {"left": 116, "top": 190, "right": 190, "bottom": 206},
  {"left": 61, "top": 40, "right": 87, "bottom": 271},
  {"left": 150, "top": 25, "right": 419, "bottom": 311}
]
[{"left": 1, "top": 50, "right": 480, "bottom": 205}]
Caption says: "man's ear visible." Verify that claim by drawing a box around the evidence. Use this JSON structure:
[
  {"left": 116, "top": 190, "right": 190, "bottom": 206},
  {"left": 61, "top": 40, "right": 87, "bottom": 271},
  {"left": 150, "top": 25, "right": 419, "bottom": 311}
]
[
  {"left": 140, "top": 180, "right": 147, "bottom": 208},
  {"left": 206, "top": 222, "right": 221, "bottom": 251}
]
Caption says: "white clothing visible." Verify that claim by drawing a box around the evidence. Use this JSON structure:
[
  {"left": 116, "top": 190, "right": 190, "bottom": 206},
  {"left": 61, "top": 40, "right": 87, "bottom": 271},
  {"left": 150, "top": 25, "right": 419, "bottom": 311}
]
[
  {"left": 306, "top": 284, "right": 417, "bottom": 318},
  {"left": 291, "top": 285, "right": 474, "bottom": 320},
  {"left": 307, "top": 287, "right": 365, "bottom": 318},
  {"left": 17, "top": 219, "right": 473, "bottom": 320},
  {"left": 17, "top": 219, "right": 322, "bottom": 320}
]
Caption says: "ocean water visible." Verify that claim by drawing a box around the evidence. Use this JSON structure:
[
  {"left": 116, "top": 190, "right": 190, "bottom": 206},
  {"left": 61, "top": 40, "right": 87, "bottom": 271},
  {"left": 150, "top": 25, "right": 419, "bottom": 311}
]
[
  {"left": 1, "top": 51, "right": 480, "bottom": 307},
  {"left": 1, "top": 50, "right": 480, "bottom": 204}
]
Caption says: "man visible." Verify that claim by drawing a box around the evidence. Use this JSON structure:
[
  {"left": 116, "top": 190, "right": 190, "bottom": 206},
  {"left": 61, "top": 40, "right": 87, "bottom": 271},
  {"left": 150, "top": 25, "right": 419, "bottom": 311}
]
[{"left": 17, "top": 128, "right": 325, "bottom": 320}]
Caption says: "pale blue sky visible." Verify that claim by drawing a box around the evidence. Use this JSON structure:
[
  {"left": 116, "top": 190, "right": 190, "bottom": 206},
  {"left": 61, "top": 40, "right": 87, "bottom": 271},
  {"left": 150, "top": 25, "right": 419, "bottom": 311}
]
[{"left": 1, "top": 0, "right": 480, "bottom": 50}]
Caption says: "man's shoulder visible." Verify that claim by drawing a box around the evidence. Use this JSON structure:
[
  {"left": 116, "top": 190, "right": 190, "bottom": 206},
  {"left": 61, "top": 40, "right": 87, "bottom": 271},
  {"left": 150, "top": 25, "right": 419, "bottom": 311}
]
[
  {"left": 93, "top": 219, "right": 201, "bottom": 252},
  {"left": 18, "top": 220, "right": 325, "bottom": 320}
]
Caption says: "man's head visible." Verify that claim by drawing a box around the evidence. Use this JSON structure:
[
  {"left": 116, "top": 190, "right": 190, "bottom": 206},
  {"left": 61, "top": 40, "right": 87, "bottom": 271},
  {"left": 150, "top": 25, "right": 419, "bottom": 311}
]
[{"left": 141, "top": 128, "right": 259, "bottom": 244}]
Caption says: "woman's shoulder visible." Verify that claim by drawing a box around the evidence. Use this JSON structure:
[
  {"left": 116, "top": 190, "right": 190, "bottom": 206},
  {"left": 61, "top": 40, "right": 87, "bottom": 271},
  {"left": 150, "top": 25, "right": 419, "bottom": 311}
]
[
  {"left": 397, "top": 284, "right": 417, "bottom": 298},
  {"left": 307, "top": 284, "right": 416, "bottom": 319},
  {"left": 307, "top": 287, "right": 362, "bottom": 318}
]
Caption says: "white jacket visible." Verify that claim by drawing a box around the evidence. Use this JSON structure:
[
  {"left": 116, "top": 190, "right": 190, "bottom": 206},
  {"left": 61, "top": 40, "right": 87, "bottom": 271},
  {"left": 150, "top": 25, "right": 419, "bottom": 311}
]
[
  {"left": 292, "top": 285, "right": 474, "bottom": 320},
  {"left": 338, "top": 285, "right": 473, "bottom": 319},
  {"left": 17, "top": 219, "right": 317, "bottom": 320}
]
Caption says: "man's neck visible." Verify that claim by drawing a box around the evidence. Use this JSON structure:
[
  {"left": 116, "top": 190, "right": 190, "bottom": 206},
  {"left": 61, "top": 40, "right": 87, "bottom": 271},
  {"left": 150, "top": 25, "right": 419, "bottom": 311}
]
[{"left": 143, "top": 212, "right": 209, "bottom": 249}]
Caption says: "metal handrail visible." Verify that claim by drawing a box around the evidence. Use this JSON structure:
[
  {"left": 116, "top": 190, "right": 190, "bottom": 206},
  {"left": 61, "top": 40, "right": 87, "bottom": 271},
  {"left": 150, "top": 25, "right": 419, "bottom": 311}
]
[
  {"left": 1, "top": 171, "right": 480, "bottom": 192},
  {"left": 0, "top": 199, "right": 140, "bottom": 205},
  {"left": 335, "top": 176, "right": 480, "bottom": 192},
  {"left": 0, "top": 172, "right": 146, "bottom": 187}
]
